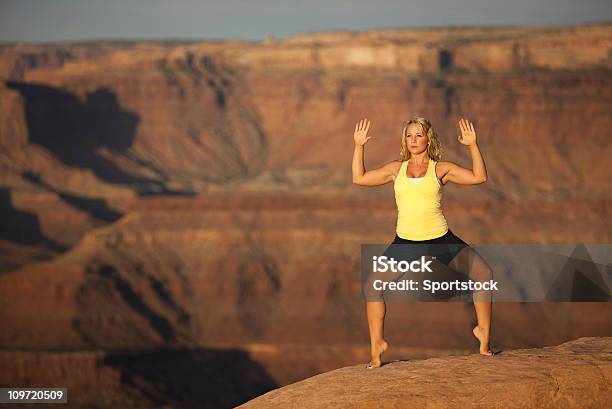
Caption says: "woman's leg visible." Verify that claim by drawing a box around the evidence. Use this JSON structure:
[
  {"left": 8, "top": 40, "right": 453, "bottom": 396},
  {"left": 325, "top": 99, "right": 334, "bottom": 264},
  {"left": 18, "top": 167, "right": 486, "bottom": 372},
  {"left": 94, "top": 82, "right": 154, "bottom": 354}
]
[
  {"left": 448, "top": 247, "right": 494, "bottom": 355},
  {"left": 365, "top": 300, "right": 388, "bottom": 368},
  {"left": 363, "top": 239, "right": 402, "bottom": 369}
]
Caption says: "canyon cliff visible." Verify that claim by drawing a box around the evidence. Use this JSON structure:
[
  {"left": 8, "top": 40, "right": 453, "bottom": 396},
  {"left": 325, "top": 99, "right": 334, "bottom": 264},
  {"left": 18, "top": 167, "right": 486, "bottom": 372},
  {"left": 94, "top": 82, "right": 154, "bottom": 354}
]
[{"left": 0, "top": 23, "right": 611, "bottom": 405}]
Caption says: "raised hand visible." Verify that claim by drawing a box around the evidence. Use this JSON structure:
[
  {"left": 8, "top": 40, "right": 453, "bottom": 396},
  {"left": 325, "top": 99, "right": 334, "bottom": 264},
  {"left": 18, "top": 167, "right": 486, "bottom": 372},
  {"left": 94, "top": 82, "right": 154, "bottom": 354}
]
[
  {"left": 458, "top": 117, "right": 477, "bottom": 146},
  {"left": 354, "top": 118, "right": 372, "bottom": 146}
]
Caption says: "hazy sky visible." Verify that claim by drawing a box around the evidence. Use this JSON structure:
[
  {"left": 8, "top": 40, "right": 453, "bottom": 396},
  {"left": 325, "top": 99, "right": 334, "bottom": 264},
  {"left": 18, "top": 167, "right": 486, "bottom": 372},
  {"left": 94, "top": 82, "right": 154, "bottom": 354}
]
[{"left": 1, "top": 0, "right": 611, "bottom": 43}]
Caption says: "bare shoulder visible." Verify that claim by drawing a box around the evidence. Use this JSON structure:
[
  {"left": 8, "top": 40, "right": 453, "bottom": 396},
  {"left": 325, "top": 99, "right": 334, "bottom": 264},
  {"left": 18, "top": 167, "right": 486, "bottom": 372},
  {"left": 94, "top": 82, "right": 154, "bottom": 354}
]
[
  {"left": 384, "top": 160, "right": 403, "bottom": 180},
  {"left": 435, "top": 160, "right": 455, "bottom": 185}
]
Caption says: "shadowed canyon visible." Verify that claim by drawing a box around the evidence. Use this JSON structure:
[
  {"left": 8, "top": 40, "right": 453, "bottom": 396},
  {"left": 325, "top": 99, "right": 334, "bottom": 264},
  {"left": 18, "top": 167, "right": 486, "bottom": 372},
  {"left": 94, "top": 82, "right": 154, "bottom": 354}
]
[{"left": 1, "top": 23, "right": 611, "bottom": 408}]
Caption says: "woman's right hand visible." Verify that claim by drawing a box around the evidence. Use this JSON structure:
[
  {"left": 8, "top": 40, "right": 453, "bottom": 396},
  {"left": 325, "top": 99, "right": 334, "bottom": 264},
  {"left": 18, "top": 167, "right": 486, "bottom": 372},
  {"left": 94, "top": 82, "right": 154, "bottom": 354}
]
[{"left": 354, "top": 118, "right": 372, "bottom": 146}]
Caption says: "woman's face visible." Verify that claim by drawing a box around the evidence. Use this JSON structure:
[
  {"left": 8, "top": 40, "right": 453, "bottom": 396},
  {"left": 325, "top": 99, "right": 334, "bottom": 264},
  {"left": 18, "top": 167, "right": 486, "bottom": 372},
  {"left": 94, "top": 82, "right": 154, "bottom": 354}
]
[{"left": 405, "top": 123, "right": 428, "bottom": 155}]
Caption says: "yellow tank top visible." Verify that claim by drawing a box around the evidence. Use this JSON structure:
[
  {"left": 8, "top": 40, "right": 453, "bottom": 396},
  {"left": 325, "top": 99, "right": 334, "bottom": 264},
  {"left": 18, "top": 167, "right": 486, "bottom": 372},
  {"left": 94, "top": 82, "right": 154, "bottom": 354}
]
[{"left": 393, "top": 158, "right": 449, "bottom": 240}]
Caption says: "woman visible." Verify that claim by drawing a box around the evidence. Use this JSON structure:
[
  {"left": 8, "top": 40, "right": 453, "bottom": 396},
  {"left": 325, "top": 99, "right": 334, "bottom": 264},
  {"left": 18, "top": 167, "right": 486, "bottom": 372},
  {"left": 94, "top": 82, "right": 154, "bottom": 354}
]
[{"left": 352, "top": 116, "right": 494, "bottom": 369}]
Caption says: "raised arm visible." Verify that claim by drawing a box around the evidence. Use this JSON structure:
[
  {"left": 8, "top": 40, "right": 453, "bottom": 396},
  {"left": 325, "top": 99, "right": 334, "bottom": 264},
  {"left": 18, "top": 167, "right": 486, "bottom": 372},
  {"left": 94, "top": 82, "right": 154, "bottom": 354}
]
[
  {"left": 439, "top": 118, "right": 488, "bottom": 185},
  {"left": 352, "top": 118, "right": 399, "bottom": 186}
]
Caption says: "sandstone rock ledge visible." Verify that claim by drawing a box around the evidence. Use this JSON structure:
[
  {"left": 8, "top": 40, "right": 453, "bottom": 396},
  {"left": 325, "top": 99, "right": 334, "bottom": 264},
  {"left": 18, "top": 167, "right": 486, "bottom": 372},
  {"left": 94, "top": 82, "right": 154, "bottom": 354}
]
[{"left": 238, "top": 337, "right": 611, "bottom": 409}]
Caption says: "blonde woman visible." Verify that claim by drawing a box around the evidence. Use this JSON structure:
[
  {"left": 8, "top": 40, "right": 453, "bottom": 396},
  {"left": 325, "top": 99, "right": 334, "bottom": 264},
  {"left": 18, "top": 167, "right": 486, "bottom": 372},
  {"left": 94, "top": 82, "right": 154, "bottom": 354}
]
[{"left": 352, "top": 116, "right": 494, "bottom": 369}]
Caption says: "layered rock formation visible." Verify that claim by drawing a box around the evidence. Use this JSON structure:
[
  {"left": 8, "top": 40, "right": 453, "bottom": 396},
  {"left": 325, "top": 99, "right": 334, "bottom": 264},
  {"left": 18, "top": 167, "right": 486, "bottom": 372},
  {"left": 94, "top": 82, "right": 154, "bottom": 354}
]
[{"left": 0, "top": 23, "right": 611, "bottom": 400}]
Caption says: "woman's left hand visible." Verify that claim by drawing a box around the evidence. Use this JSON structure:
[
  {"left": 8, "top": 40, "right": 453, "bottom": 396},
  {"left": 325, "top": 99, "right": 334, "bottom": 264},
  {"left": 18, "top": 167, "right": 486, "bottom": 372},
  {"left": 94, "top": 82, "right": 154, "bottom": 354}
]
[{"left": 458, "top": 118, "right": 477, "bottom": 146}]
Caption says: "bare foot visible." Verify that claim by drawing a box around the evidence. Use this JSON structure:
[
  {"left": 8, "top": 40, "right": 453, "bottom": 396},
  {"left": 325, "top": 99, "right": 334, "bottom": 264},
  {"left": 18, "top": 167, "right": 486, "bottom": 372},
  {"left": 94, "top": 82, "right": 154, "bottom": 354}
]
[
  {"left": 366, "top": 339, "right": 388, "bottom": 369},
  {"left": 472, "top": 325, "right": 493, "bottom": 356}
]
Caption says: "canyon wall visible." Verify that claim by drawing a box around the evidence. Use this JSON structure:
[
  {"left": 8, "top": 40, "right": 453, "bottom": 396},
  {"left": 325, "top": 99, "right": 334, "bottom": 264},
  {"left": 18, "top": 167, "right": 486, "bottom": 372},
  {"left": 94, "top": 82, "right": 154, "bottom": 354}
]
[{"left": 0, "top": 23, "right": 611, "bottom": 400}]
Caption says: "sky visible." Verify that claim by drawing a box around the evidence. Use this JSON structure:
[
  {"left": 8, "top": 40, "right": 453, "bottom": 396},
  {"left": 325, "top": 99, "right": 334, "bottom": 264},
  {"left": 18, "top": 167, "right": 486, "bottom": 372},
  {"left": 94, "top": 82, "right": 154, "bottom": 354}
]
[{"left": 0, "top": 0, "right": 611, "bottom": 43}]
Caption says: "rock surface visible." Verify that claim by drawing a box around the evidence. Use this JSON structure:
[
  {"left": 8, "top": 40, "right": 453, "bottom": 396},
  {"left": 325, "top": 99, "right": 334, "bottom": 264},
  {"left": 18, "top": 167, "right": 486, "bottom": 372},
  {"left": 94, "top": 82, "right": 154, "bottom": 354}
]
[{"left": 238, "top": 337, "right": 612, "bottom": 409}]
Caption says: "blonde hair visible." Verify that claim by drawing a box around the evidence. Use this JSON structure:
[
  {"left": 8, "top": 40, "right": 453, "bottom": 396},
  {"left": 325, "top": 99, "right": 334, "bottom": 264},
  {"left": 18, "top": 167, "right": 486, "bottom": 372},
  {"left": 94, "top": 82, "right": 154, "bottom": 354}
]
[{"left": 399, "top": 117, "right": 442, "bottom": 161}]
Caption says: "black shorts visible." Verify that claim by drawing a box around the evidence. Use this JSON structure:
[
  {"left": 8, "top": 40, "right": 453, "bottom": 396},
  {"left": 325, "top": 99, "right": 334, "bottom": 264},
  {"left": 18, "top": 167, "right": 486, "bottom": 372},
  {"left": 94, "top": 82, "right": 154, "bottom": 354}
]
[
  {"left": 384, "top": 229, "right": 470, "bottom": 267},
  {"left": 363, "top": 229, "right": 472, "bottom": 302}
]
